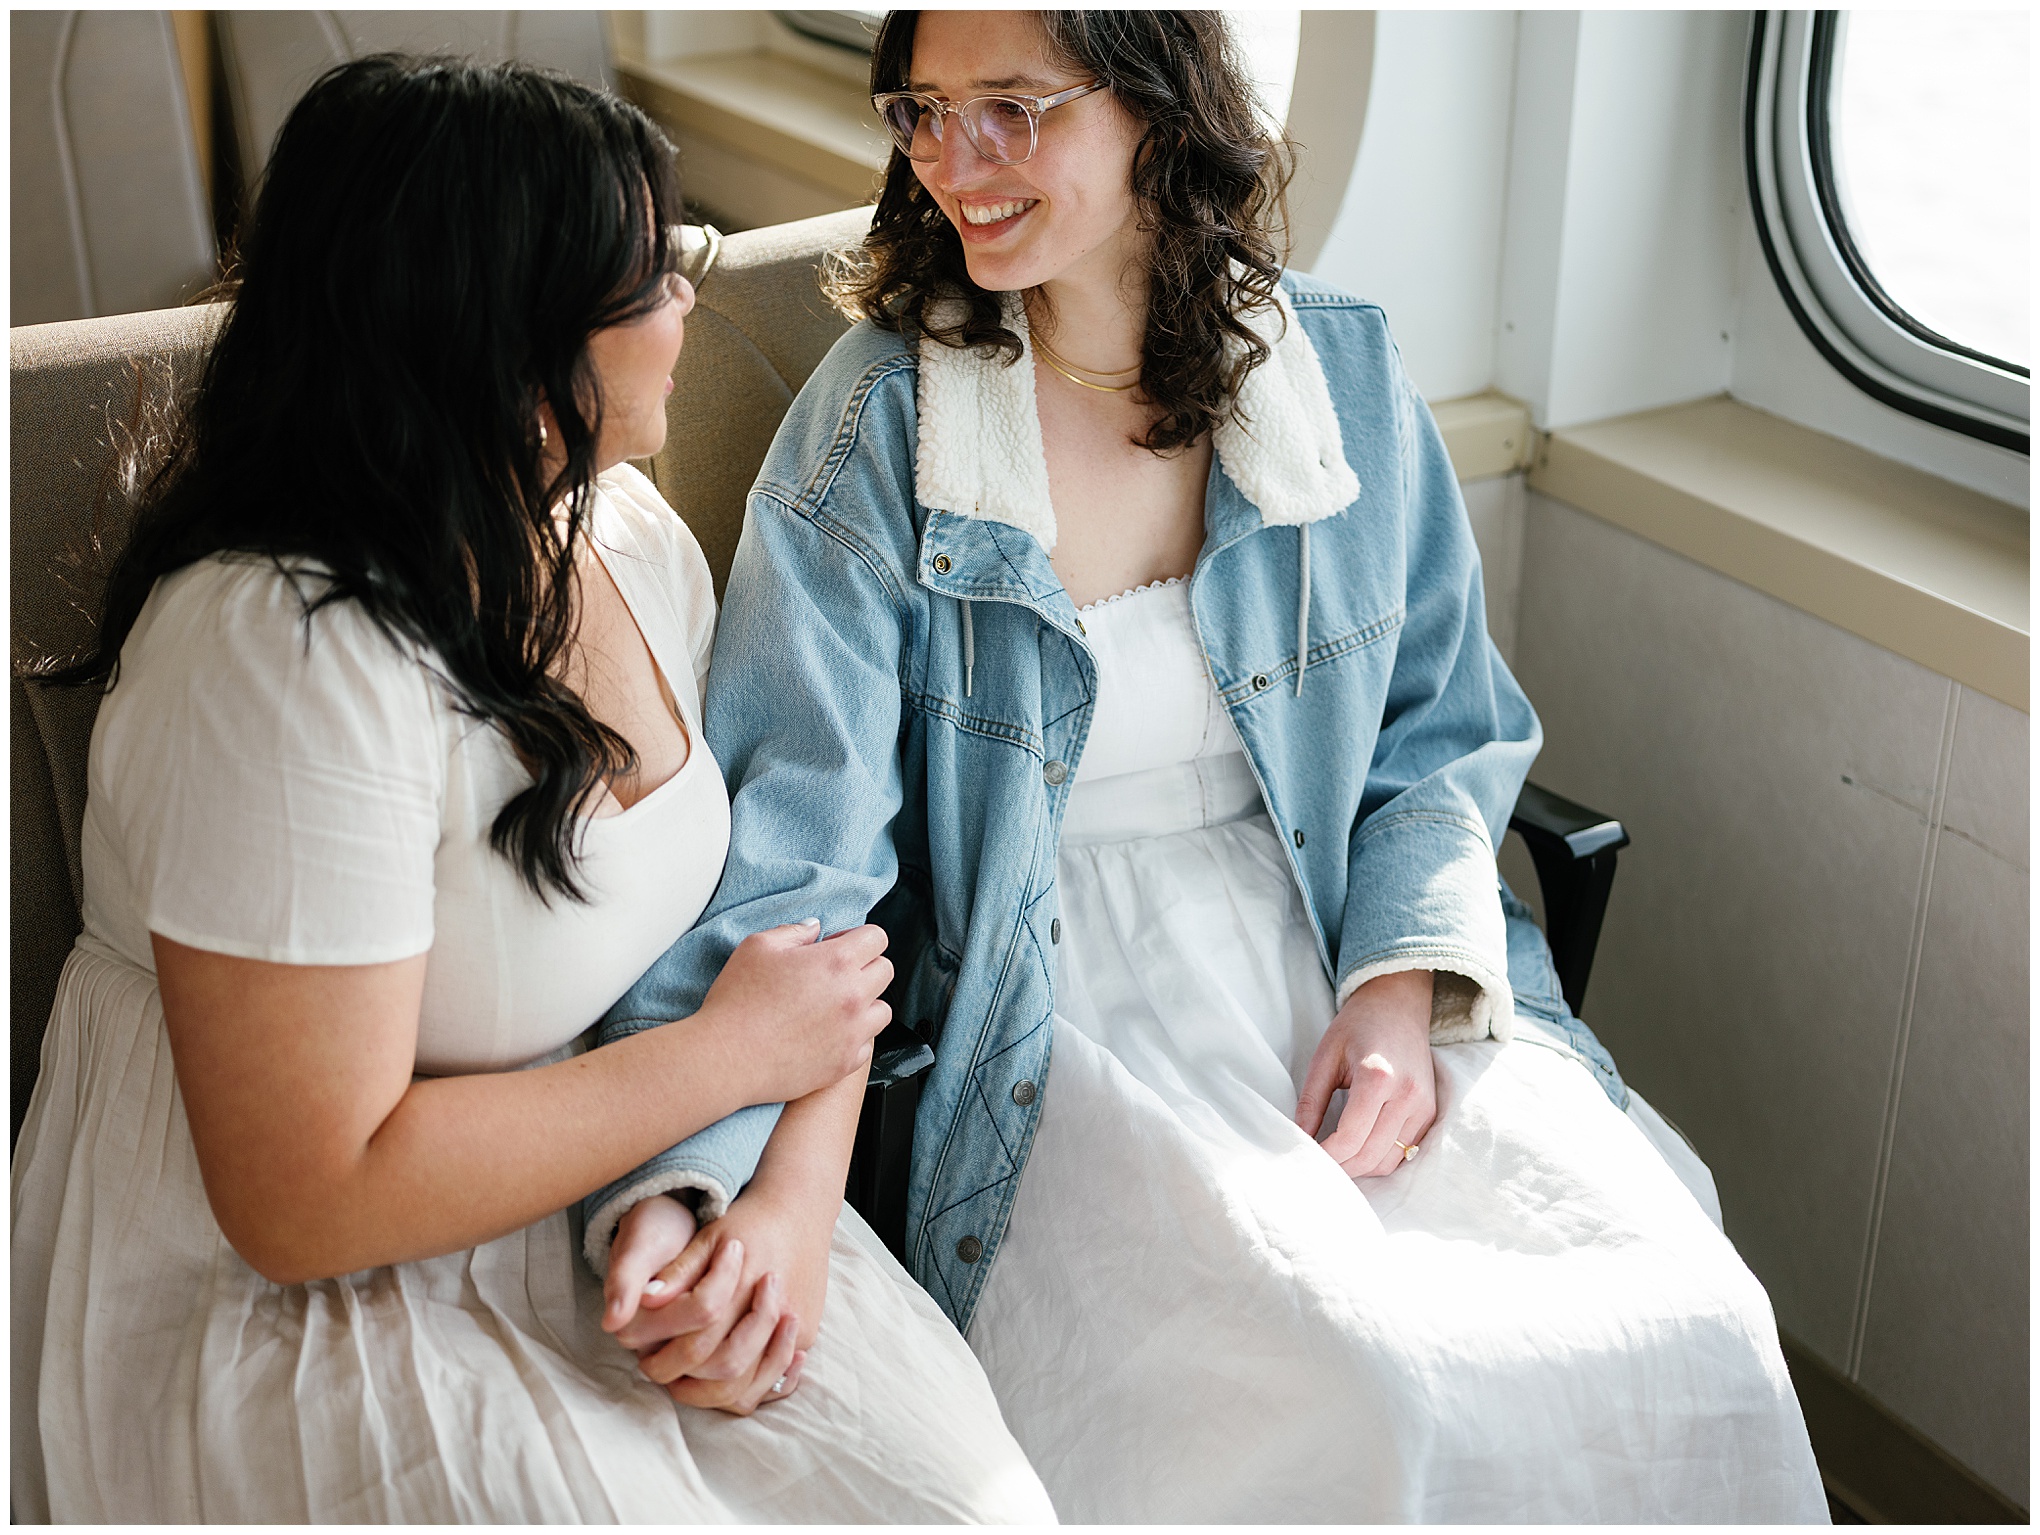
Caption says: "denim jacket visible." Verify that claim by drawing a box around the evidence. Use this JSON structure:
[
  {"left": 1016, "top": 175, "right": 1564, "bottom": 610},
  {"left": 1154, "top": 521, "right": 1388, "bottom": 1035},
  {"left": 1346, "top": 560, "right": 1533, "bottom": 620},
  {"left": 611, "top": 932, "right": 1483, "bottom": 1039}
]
[{"left": 582, "top": 274, "right": 1624, "bottom": 1328}]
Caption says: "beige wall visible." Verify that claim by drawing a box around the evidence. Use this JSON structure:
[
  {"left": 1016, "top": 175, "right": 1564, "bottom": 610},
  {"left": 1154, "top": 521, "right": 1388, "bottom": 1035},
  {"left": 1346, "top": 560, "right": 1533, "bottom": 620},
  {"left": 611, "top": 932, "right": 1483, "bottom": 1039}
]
[{"left": 1502, "top": 489, "right": 2027, "bottom": 1506}]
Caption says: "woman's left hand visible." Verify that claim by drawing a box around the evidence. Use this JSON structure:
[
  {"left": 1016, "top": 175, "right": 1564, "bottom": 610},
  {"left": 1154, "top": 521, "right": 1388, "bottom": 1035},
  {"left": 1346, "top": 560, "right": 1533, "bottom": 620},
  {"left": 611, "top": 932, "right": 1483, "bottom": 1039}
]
[{"left": 1295, "top": 968, "right": 1439, "bottom": 1178}]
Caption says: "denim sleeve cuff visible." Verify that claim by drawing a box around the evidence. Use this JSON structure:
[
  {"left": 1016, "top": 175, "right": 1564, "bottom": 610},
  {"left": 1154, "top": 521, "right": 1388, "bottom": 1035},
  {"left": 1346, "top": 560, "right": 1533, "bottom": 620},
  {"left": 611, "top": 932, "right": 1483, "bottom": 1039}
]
[
  {"left": 579, "top": 1100, "right": 783, "bottom": 1277},
  {"left": 1336, "top": 811, "right": 1514, "bottom": 1044},
  {"left": 1334, "top": 950, "right": 1514, "bottom": 1044}
]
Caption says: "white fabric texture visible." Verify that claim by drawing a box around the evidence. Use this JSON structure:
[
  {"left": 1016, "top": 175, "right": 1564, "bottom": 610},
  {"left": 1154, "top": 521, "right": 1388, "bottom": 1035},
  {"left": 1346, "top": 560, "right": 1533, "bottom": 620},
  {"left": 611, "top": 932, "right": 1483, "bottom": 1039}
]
[
  {"left": 967, "top": 579, "right": 1826, "bottom": 1522},
  {"left": 11, "top": 466, "right": 1054, "bottom": 1523},
  {"left": 75, "top": 466, "right": 729, "bottom": 1074}
]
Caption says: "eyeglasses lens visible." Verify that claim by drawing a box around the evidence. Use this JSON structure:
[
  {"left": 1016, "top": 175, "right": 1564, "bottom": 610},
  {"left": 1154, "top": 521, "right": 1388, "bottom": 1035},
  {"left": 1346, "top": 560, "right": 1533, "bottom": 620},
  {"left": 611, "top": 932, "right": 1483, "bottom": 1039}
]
[
  {"left": 880, "top": 96, "right": 1035, "bottom": 165},
  {"left": 882, "top": 98, "right": 935, "bottom": 159},
  {"left": 963, "top": 99, "right": 1033, "bottom": 164}
]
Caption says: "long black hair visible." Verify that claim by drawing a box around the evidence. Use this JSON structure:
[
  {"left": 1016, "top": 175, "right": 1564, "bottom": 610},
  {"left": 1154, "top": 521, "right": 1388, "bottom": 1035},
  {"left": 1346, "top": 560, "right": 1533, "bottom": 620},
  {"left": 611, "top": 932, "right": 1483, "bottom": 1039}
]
[
  {"left": 43, "top": 56, "right": 682, "bottom": 901},
  {"left": 827, "top": 11, "right": 1292, "bottom": 455}
]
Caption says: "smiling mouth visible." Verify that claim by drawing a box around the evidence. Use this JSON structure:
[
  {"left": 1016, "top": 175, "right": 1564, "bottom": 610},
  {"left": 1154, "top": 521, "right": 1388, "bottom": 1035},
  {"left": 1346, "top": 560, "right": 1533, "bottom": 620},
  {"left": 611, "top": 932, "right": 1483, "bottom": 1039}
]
[{"left": 959, "top": 198, "right": 1038, "bottom": 228}]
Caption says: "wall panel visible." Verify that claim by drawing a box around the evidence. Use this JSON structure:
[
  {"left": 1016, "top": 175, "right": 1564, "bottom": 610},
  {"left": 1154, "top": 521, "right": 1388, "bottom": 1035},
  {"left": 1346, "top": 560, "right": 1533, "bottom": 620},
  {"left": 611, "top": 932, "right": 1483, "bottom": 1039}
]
[{"left": 1512, "top": 492, "right": 1945, "bottom": 1370}]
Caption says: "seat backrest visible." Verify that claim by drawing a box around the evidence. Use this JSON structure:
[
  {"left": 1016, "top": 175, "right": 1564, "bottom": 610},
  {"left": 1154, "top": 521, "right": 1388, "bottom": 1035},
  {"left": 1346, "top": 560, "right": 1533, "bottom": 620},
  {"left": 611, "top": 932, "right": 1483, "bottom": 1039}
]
[
  {"left": 9, "top": 10, "right": 215, "bottom": 325},
  {"left": 216, "top": 11, "right": 615, "bottom": 197},
  {"left": 9, "top": 208, "right": 868, "bottom": 1140},
  {"left": 644, "top": 207, "right": 869, "bottom": 592}
]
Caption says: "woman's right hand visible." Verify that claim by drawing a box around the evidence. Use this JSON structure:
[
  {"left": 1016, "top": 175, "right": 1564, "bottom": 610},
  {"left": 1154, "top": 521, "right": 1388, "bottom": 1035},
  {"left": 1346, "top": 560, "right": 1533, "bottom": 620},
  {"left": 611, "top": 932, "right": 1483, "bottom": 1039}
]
[{"left": 698, "top": 920, "right": 893, "bottom": 1104}]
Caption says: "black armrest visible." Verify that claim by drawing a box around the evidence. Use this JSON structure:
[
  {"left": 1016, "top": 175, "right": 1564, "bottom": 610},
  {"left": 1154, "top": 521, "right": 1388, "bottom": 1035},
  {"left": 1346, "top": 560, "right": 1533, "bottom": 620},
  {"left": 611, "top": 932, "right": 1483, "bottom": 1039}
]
[
  {"left": 1508, "top": 780, "right": 1630, "bottom": 1017},
  {"left": 844, "top": 1022, "right": 935, "bottom": 1263}
]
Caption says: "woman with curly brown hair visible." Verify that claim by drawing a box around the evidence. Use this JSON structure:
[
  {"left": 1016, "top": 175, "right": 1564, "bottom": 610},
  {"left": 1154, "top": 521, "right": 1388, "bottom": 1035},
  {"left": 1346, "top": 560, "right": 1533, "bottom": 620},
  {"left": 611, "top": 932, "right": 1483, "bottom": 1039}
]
[{"left": 589, "top": 10, "right": 1826, "bottom": 1521}]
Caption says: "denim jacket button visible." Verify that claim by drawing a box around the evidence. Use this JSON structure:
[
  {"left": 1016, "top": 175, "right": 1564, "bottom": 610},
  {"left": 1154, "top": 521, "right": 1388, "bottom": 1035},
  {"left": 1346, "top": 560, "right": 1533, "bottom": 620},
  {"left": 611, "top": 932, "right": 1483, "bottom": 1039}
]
[
  {"left": 1293, "top": 829, "right": 1306, "bottom": 848},
  {"left": 932, "top": 554, "right": 951, "bottom": 575},
  {"left": 1043, "top": 759, "right": 1068, "bottom": 786},
  {"left": 1075, "top": 617, "right": 1087, "bottom": 637},
  {"left": 1252, "top": 673, "right": 1270, "bottom": 691},
  {"left": 1050, "top": 918, "right": 1061, "bottom": 944},
  {"left": 1012, "top": 1080, "right": 1038, "bottom": 1107},
  {"left": 955, "top": 1235, "right": 983, "bottom": 1263}
]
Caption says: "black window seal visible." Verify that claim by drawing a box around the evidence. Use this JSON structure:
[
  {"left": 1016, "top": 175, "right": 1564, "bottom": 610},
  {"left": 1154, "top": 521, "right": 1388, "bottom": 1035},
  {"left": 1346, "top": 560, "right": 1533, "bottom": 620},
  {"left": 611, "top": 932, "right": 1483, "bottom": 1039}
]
[{"left": 1804, "top": 13, "right": 2027, "bottom": 380}]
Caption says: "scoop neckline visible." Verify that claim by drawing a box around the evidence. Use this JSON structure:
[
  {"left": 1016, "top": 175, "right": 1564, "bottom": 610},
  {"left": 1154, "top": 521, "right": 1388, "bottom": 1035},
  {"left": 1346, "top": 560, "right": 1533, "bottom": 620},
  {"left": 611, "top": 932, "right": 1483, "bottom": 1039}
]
[
  {"left": 1078, "top": 575, "right": 1189, "bottom": 615},
  {"left": 581, "top": 491, "right": 704, "bottom": 828}
]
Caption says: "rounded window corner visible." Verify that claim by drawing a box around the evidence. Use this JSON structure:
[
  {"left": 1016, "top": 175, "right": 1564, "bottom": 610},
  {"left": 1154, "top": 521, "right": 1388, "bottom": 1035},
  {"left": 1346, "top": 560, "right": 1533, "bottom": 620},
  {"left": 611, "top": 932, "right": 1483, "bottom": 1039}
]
[{"left": 1745, "top": 10, "right": 2029, "bottom": 456}]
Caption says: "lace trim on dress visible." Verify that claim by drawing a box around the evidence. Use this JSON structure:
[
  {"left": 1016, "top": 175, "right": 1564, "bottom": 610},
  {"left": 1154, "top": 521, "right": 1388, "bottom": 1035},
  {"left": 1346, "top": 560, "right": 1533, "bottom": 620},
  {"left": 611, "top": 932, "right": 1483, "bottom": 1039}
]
[{"left": 1078, "top": 575, "right": 1187, "bottom": 614}]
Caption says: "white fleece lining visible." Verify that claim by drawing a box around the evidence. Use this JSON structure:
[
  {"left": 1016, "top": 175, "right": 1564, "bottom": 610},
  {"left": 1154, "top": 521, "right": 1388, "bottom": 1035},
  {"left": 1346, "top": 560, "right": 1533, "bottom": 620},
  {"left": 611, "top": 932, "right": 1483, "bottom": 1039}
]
[
  {"left": 914, "top": 288, "right": 1359, "bottom": 552},
  {"left": 1335, "top": 958, "right": 1515, "bottom": 1046},
  {"left": 915, "top": 300, "right": 1058, "bottom": 551},
  {"left": 582, "top": 1168, "right": 732, "bottom": 1278},
  {"left": 1212, "top": 288, "right": 1361, "bottom": 527}
]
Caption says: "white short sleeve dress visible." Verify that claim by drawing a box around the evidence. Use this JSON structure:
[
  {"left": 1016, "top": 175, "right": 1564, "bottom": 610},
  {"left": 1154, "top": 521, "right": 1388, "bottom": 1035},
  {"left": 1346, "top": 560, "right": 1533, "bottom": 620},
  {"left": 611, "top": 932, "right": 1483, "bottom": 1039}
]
[
  {"left": 966, "top": 576, "right": 1827, "bottom": 1522},
  {"left": 10, "top": 466, "right": 1055, "bottom": 1524}
]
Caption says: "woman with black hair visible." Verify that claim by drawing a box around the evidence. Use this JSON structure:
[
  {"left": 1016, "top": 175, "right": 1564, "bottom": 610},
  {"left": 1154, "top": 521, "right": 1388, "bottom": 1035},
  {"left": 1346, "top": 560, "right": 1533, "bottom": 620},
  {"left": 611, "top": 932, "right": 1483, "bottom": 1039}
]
[
  {"left": 591, "top": 10, "right": 1827, "bottom": 1522},
  {"left": 9, "top": 55, "right": 1053, "bottom": 1522}
]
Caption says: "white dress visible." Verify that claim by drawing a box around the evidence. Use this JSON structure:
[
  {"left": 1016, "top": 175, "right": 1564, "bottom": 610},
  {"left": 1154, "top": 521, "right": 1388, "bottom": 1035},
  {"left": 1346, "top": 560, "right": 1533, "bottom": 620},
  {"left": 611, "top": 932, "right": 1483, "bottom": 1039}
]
[
  {"left": 967, "top": 577, "right": 1826, "bottom": 1522},
  {"left": 10, "top": 467, "right": 1055, "bottom": 1524}
]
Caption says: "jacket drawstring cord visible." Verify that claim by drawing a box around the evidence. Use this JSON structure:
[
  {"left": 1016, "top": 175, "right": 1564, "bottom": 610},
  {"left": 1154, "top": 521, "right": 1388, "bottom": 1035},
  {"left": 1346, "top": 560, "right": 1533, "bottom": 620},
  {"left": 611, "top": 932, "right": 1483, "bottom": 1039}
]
[
  {"left": 1294, "top": 523, "right": 1311, "bottom": 697},
  {"left": 961, "top": 597, "right": 976, "bottom": 699}
]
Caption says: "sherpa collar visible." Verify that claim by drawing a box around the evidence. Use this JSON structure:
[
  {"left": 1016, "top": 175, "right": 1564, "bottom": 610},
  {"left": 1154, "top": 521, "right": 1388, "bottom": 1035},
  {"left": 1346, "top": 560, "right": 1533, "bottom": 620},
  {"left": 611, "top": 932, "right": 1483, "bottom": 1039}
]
[{"left": 913, "top": 285, "right": 1359, "bottom": 555}]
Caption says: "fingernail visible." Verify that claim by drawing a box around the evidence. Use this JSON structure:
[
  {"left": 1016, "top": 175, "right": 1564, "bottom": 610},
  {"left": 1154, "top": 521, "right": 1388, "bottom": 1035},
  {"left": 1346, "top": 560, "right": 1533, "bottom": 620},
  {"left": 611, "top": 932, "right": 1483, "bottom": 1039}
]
[{"left": 645, "top": 1278, "right": 669, "bottom": 1297}]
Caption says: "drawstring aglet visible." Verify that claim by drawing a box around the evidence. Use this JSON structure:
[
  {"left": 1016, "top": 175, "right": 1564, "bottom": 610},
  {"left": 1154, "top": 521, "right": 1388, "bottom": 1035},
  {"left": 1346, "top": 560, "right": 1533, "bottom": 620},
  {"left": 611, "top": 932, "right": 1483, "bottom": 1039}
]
[{"left": 961, "top": 597, "right": 975, "bottom": 699}]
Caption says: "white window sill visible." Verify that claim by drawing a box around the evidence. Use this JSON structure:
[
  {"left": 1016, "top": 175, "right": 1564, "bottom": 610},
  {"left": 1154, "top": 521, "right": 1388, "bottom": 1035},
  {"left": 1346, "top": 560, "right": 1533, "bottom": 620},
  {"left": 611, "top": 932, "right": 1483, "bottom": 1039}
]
[
  {"left": 617, "top": 51, "right": 888, "bottom": 210},
  {"left": 1527, "top": 395, "right": 2027, "bottom": 710},
  {"left": 1431, "top": 391, "right": 1536, "bottom": 482}
]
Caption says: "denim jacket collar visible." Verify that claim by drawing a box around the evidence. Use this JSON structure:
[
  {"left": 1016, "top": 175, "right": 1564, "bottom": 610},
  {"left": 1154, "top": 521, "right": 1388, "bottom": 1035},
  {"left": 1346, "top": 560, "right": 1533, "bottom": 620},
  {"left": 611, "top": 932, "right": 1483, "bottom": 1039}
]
[{"left": 913, "top": 285, "right": 1361, "bottom": 558}]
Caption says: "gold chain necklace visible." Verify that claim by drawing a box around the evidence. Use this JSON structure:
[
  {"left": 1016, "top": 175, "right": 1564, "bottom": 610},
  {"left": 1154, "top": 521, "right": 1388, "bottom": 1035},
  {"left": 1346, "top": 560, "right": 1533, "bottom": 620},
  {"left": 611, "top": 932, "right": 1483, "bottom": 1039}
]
[{"left": 1032, "top": 330, "right": 1141, "bottom": 393}]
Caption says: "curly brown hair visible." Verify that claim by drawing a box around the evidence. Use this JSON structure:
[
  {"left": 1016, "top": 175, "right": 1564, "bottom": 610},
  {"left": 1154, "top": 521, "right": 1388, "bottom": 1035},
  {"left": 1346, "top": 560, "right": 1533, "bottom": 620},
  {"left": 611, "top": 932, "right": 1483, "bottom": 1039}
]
[{"left": 825, "top": 11, "right": 1293, "bottom": 455}]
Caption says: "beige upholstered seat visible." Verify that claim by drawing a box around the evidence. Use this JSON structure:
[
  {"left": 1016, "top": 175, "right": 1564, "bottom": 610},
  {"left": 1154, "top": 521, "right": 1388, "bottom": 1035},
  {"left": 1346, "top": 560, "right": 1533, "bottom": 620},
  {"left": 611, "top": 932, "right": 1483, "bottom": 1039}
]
[
  {"left": 216, "top": 12, "right": 615, "bottom": 197},
  {"left": 9, "top": 206, "right": 871, "bottom": 1139},
  {"left": 9, "top": 11, "right": 216, "bottom": 326}
]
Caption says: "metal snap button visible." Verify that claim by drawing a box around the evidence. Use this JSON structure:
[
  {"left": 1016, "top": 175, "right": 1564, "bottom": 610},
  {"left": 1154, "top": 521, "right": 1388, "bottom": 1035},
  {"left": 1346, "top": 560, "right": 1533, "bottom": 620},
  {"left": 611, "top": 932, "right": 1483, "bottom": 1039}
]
[
  {"left": 956, "top": 1235, "right": 983, "bottom": 1263},
  {"left": 1075, "top": 617, "right": 1087, "bottom": 636},
  {"left": 1043, "top": 759, "right": 1068, "bottom": 786},
  {"left": 1252, "top": 673, "right": 1270, "bottom": 691},
  {"left": 1050, "top": 918, "right": 1061, "bottom": 944},
  {"left": 1012, "top": 1080, "right": 1038, "bottom": 1107},
  {"left": 1294, "top": 829, "right": 1306, "bottom": 848},
  {"left": 933, "top": 554, "right": 952, "bottom": 574}
]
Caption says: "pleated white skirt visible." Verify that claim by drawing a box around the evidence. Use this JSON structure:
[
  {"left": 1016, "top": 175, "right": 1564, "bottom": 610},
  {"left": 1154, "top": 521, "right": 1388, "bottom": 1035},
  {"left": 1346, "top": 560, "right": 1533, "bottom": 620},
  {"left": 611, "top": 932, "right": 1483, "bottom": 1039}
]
[{"left": 12, "top": 945, "right": 1055, "bottom": 1524}]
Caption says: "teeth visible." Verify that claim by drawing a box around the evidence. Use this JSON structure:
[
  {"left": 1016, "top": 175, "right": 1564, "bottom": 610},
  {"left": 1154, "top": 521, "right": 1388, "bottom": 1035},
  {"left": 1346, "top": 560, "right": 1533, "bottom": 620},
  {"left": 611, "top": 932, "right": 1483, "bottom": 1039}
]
[{"left": 961, "top": 199, "right": 1034, "bottom": 226}]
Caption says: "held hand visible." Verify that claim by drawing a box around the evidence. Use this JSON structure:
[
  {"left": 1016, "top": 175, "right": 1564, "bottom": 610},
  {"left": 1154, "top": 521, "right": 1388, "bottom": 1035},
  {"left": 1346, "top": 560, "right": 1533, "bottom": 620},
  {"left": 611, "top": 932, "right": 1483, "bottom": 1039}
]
[
  {"left": 609, "top": 1185, "right": 833, "bottom": 1415},
  {"left": 602, "top": 1192, "right": 698, "bottom": 1335},
  {"left": 699, "top": 921, "right": 892, "bottom": 1104},
  {"left": 1295, "top": 969, "right": 1439, "bottom": 1179}
]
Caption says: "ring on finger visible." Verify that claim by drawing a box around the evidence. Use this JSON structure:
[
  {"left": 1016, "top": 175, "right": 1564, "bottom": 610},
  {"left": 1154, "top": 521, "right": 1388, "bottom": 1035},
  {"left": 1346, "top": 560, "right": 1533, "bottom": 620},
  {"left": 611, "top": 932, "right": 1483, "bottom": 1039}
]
[
  {"left": 772, "top": 1374, "right": 788, "bottom": 1396},
  {"left": 1393, "top": 1138, "right": 1420, "bottom": 1162}
]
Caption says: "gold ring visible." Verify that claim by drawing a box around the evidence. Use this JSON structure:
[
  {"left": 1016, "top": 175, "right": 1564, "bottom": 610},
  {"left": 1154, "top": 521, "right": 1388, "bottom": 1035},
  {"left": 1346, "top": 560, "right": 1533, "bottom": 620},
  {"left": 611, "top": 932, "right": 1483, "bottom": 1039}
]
[{"left": 1393, "top": 1139, "right": 1419, "bottom": 1162}]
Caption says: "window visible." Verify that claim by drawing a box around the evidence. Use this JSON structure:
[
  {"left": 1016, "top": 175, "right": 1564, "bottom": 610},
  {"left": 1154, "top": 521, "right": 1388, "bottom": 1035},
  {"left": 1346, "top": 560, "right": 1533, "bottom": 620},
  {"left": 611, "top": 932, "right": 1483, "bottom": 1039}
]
[
  {"left": 1746, "top": 11, "right": 2028, "bottom": 454},
  {"left": 773, "top": 10, "right": 881, "bottom": 55}
]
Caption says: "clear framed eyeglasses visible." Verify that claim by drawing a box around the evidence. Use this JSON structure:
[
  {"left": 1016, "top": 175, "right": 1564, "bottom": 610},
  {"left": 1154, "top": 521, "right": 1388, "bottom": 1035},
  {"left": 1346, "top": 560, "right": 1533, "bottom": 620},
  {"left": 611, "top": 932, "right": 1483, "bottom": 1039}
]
[{"left": 871, "top": 81, "right": 1106, "bottom": 166}]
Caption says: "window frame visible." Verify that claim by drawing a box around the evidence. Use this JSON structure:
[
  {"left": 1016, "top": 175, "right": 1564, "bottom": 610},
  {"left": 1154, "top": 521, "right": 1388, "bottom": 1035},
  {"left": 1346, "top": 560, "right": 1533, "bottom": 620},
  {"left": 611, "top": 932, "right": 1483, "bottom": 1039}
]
[
  {"left": 1744, "top": 10, "right": 2028, "bottom": 455},
  {"left": 773, "top": 10, "right": 879, "bottom": 56}
]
